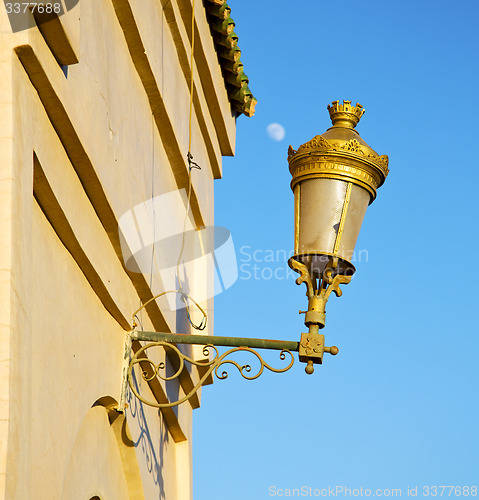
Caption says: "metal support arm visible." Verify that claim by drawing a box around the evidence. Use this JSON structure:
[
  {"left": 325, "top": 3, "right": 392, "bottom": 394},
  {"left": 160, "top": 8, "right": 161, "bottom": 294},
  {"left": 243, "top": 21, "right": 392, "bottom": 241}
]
[
  {"left": 132, "top": 330, "right": 300, "bottom": 351},
  {"left": 118, "top": 330, "right": 339, "bottom": 411}
]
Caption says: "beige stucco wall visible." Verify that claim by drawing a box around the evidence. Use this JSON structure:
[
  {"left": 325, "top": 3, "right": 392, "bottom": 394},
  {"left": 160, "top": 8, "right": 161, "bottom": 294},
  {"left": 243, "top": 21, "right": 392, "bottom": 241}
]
[{"left": 0, "top": 0, "right": 236, "bottom": 497}]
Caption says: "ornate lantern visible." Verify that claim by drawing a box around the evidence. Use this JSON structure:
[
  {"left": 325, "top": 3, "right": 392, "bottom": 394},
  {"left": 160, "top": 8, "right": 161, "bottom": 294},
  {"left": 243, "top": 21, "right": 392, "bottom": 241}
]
[
  {"left": 120, "top": 100, "right": 390, "bottom": 412},
  {"left": 288, "top": 100, "right": 389, "bottom": 373}
]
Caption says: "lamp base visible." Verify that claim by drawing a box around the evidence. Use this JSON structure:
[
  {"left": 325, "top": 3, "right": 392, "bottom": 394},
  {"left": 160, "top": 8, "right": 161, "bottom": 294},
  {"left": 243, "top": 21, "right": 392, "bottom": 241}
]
[{"left": 290, "top": 256, "right": 348, "bottom": 373}]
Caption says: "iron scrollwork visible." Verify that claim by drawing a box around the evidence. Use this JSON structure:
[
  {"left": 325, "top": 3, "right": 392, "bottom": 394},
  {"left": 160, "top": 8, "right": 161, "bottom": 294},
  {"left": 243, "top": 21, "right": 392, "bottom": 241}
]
[{"left": 127, "top": 342, "right": 295, "bottom": 408}]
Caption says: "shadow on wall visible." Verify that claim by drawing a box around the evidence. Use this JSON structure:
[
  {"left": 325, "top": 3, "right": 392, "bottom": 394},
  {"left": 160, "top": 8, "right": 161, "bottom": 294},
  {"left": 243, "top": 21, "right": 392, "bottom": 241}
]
[{"left": 126, "top": 371, "right": 167, "bottom": 498}]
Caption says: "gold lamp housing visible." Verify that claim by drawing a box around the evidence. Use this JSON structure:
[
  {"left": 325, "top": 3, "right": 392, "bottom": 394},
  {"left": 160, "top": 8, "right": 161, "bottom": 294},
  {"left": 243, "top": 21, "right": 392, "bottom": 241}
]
[{"left": 288, "top": 100, "right": 389, "bottom": 372}]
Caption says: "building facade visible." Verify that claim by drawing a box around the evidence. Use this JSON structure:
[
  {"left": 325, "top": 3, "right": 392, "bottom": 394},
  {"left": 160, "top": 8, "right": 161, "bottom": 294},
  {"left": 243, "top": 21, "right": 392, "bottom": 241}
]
[{"left": 0, "top": 0, "right": 254, "bottom": 498}]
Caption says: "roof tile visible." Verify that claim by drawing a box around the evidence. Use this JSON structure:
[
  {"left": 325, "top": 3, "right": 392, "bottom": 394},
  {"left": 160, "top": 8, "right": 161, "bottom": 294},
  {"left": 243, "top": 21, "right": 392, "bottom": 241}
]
[{"left": 204, "top": 0, "right": 257, "bottom": 117}]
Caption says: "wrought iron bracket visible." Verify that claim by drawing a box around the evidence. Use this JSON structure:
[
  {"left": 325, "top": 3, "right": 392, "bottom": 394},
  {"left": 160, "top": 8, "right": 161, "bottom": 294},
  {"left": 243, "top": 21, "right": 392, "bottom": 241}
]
[
  {"left": 289, "top": 256, "right": 350, "bottom": 373},
  {"left": 117, "top": 329, "right": 338, "bottom": 411},
  {"left": 289, "top": 257, "right": 351, "bottom": 329}
]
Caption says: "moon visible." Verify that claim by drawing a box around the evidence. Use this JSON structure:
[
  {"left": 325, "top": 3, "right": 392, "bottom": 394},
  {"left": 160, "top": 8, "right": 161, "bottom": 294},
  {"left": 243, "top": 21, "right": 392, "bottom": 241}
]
[{"left": 266, "top": 123, "right": 286, "bottom": 141}]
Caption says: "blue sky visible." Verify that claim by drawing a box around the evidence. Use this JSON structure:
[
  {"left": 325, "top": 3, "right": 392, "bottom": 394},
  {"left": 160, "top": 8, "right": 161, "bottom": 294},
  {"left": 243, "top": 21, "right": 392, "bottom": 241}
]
[{"left": 194, "top": 1, "right": 479, "bottom": 498}]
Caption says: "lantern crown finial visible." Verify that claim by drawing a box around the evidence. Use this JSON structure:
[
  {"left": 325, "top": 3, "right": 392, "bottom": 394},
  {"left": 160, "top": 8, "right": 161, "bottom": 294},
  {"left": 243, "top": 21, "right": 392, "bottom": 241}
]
[{"left": 327, "top": 100, "right": 365, "bottom": 129}]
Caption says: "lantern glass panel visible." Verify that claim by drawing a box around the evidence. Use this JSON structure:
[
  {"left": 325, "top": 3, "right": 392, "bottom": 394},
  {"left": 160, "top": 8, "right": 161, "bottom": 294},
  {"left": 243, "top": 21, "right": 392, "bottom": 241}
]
[{"left": 294, "top": 178, "right": 370, "bottom": 277}]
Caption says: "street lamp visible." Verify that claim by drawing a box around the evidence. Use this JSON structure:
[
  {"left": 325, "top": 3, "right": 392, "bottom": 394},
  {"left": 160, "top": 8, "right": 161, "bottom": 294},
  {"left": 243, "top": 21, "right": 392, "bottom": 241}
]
[
  {"left": 288, "top": 100, "right": 389, "bottom": 373},
  {"left": 118, "top": 100, "right": 389, "bottom": 410}
]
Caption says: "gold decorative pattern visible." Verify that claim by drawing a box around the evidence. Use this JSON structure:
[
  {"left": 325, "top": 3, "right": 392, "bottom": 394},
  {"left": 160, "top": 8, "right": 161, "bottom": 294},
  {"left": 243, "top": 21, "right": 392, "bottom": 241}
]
[
  {"left": 288, "top": 143, "right": 387, "bottom": 197},
  {"left": 289, "top": 161, "right": 381, "bottom": 199},
  {"left": 288, "top": 135, "right": 333, "bottom": 159},
  {"left": 300, "top": 333, "right": 324, "bottom": 356},
  {"left": 289, "top": 257, "right": 315, "bottom": 298},
  {"left": 370, "top": 154, "right": 389, "bottom": 173},
  {"left": 128, "top": 342, "right": 294, "bottom": 408},
  {"left": 297, "top": 135, "right": 332, "bottom": 153},
  {"left": 341, "top": 139, "right": 363, "bottom": 153},
  {"left": 327, "top": 100, "right": 365, "bottom": 128},
  {"left": 288, "top": 100, "right": 388, "bottom": 199}
]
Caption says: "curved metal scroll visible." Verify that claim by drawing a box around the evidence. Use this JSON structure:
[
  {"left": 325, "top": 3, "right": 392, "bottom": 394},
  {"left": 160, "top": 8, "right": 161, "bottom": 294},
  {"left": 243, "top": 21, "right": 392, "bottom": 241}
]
[{"left": 128, "top": 342, "right": 295, "bottom": 408}]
